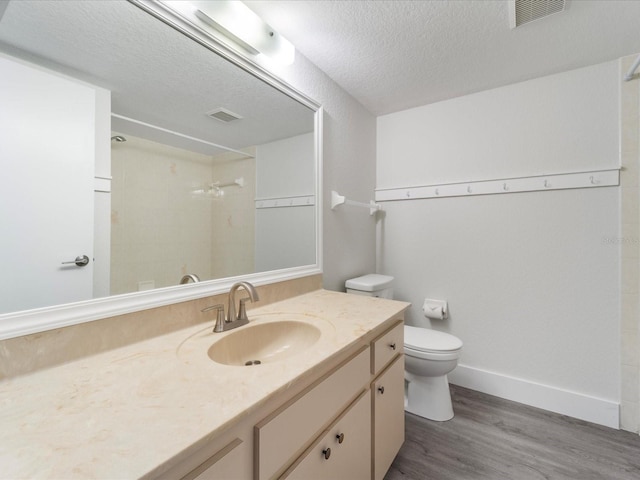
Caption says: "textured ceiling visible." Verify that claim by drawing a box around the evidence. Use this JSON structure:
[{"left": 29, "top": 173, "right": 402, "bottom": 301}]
[
  {"left": 0, "top": 0, "right": 314, "bottom": 155},
  {"left": 245, "top": 0, "right": 640, "bottom": 116}
]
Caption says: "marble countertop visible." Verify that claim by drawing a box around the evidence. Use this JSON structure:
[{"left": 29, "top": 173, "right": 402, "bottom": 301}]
[{"left": 0, "top": 290, "right": 409, "bottom": 479}]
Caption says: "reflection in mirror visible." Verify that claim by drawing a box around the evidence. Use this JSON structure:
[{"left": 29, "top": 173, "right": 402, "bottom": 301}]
[{"left": 0, "top": 1, "right": 319, "bottom": 322}]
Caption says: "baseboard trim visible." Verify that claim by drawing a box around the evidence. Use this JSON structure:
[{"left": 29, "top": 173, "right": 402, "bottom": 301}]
[{"left": 449, "top": 364, "right": 619, "bottom": 429}]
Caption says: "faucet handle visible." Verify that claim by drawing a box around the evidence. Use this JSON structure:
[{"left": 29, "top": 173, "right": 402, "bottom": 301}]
[{"left": 202, "top": 304, "right": 226, "bottom": 332}]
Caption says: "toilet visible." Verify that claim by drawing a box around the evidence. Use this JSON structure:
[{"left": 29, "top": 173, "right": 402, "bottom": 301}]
[{"left": 345, "top": 274, "right": 463, "bottom": 421}]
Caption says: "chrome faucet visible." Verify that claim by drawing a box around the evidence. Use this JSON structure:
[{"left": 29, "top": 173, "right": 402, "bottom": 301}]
[
  {"left": 228, "top": 281, "right": 259, "bottom": 323},
  {"left": 179, "top": 274, "right": 200, "bottom": 284},
  {"left": 201, "top": 281, "right": 259, "bottom": 333}
]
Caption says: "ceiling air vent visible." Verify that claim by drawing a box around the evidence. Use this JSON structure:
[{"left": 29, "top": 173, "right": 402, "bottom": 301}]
[
  {"left": 509, "top": 0, "right": 565, "bottom": 28},
  {"left": 206, "top": 107, "right": 243, "bottom": 123}
]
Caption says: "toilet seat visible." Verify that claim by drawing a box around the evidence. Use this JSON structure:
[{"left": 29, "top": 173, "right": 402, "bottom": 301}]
[{"left": 404, "top": 326, "right": 462, "bottom": 360}]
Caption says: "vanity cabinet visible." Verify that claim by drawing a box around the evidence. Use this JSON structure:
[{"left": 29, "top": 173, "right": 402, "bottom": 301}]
[{"left": 161, "top": 317, "right": 405, "bottom": 480}]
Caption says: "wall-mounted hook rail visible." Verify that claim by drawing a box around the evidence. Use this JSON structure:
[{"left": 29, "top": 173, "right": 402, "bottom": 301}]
[
  {"left": 331, "top": 190, "right": 381, "bottom": 215},
  {"left": 255, "top": 194, "right": 315, "bottom": 209},
  {"left": 374, "top": 168, "right": 620, "bottom": 202}
]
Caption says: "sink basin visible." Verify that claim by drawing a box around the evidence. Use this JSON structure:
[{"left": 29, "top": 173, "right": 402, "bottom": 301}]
[{"left": 207, "top": 321, "right": 321, "bottom": 366}]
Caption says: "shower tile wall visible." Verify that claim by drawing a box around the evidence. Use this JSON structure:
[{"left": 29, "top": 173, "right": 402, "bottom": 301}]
[
  {"left": 110, "top": 136, "right": 255, "bottom": 295},
  {"left": 620, "top": 54, "right": 640, "bottom": 434},
  {"left": 110, "top": 135, "right": 213, "bottom": 294}
]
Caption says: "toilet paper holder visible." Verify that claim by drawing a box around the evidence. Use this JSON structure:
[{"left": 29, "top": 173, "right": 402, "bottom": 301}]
[{"left": 423, "top": 299, "right": 448, "bottom": 320}]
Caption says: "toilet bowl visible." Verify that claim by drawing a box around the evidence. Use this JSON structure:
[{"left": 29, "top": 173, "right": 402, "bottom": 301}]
[
  {"left": 344, "top": 274, "right": 464, "bottom": 422},
  {"left": 404, "top": 325, "right": 462, "bottom": 421}
]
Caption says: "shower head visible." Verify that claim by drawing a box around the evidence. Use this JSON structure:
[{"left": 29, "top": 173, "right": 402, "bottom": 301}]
[{"left": 111, "top": 135, "right": 126, "bottom": 142}]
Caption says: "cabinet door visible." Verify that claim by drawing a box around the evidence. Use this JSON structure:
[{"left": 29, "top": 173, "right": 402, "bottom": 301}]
[
  {"left": 283, "top": 390, "right": 371, "bottom": 480},
  {"left": 373, "top": 355, "right": 405, "bottom": 480}
]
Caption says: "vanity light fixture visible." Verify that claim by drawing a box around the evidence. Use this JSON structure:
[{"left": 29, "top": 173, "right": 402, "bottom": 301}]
[{"left": 193, "top": 0, "right": 295, "bottom": 66}]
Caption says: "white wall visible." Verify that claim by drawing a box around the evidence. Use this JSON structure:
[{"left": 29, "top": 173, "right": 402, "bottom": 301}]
[
  {"left": 210, "top": 151, "right": 256, "bottom": 279},
  {"left": 619, "top": 54, "right": 640, "bottom": 434},
  {"left": 268, "top": 55, "right": 377, "bottom": 291},
  {"left": 255, "top": 133, "right": 315, "bottom": 272},
  {"left": 93, "top": 87, "right": 112, "bottom": 300},
  {"left": 377, "top": 61, "right": 619, "bottom": 187},
  {"left": 377, "top": 61, "right": 621, "bottom": 426}
]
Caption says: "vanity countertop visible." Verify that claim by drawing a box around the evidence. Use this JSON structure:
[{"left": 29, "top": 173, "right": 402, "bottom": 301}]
[{"left": 0, "top": 289, "right": 409, "bottom": 479}]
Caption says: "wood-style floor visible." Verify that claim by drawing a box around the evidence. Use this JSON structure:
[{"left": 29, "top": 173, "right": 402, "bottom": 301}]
[{"left": 385, "top": 385, "right": 640, "bottom": 480}]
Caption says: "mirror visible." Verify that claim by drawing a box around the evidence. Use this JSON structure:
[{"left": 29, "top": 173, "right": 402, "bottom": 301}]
[{"left": 0, "top": 0, "right": 321, "bottom": 338}]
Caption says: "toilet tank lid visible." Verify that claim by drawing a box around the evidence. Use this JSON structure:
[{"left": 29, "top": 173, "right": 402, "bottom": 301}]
[
  {"left": 404, "top": 325, "right": 463, "bottom": 352},
  {"left": 345, "top": 274, "right": 394, "bottom": 291}
]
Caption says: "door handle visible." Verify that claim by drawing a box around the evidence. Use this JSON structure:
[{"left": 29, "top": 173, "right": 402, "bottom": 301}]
[{"left": 61, "top": 255, "right": 90, "bottom": 267}]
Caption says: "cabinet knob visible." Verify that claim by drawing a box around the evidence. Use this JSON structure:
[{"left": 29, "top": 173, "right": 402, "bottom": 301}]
[
  {"left": 389, "top": 342, "right": 396, "bottom": 350},
  {"left": 336, "top": 433, "right": 345, "bottom": 444},
  {"left": 378, "top": 386, "right": 385, "bottom": 394},
  {"left": 322, "top": 448, "right": 331, "bottom": 460}
]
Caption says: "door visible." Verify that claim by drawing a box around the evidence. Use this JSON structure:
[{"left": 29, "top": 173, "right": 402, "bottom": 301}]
[{"left": 0, "top": 55, "right": 95, "bottom": 313}]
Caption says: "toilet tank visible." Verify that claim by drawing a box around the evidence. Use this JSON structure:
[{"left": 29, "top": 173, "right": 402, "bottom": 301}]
[{"left": 345, "top": 274, "right": 394, "bottom": 299}]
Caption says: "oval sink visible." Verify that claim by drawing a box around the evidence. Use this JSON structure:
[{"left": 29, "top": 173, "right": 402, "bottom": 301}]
[{"left": 207, "top": 321, "right": 321, "bottom": 366}]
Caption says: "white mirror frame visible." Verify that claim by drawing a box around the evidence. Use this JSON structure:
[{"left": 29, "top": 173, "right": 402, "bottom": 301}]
[{"left": 0, "top": 0, "right": 323, "bottom": 341}]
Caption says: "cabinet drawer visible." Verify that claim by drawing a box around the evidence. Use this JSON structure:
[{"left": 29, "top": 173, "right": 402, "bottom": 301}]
[
  {"left": 255, "top": 346, "right": 370, "bottom": 480},
  {"left": 372, "top": 320, "right": 403, "bottom": 375},
  {"left": 282, "top": 389, "right": 371, "bottom": 480}
]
